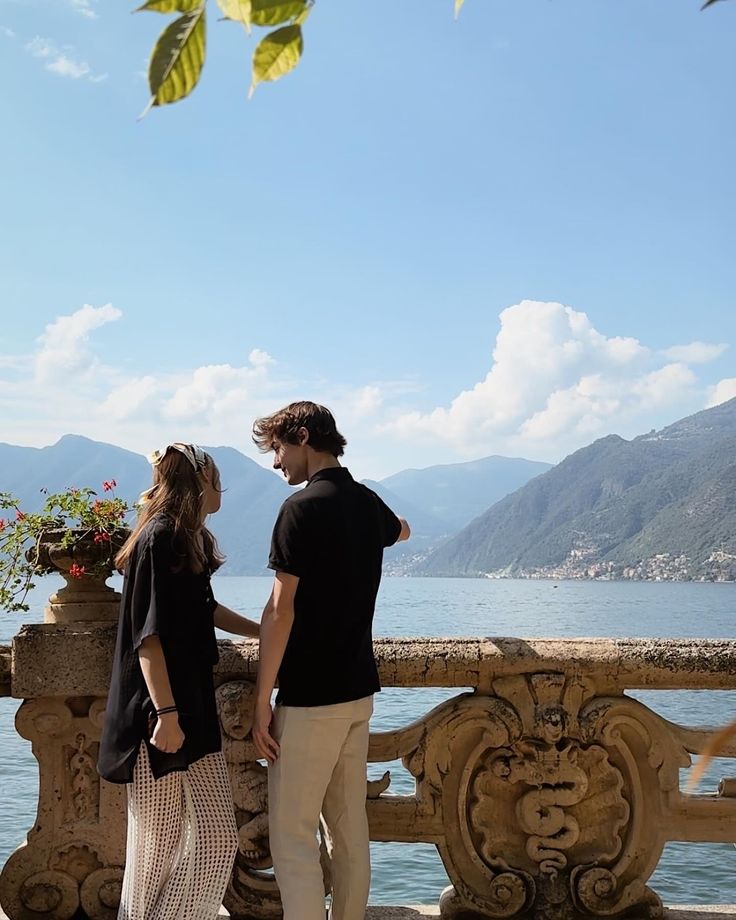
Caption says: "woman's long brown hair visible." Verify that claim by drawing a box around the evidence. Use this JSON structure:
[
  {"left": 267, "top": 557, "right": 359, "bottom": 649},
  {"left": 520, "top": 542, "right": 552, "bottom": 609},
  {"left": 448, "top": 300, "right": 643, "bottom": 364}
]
[{"left": 116, "top": 448, "right": 225, "bottom": 575}]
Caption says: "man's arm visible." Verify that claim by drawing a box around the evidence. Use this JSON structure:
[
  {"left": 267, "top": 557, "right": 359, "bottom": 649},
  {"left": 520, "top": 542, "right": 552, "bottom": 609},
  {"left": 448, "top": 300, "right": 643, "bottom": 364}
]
[
  {"left": 252, "top": 572, "right": 298, "bottom": 764},
  {"left": 213, "top": 603, "right": 260, "bottom": 638},
  {"left": 396, "top": 517, "right": 411, "bottom": 543}
]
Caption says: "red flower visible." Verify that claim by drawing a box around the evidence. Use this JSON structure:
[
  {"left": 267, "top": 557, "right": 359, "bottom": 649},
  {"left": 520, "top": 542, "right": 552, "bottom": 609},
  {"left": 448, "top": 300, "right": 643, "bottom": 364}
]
[
  {"left": 102, "top": 480, "right": 117, "bottom": 492},
  {"left": 69, "top": 564, "right": 85, "bottom": 579},
  {"left": 15, "top": 510, "right": 25, "bottom": 521},
  {"left": 94, "top": 531, "right": 111, "bottom": 543},
  {"left": 0, "top": 519, "right": 6, "bottom": 531}
]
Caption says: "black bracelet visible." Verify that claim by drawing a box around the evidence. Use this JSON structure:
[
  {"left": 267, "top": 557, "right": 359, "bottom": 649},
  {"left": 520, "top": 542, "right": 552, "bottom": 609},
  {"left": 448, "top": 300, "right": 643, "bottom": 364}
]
[{"left": 155, "top": 705, "right": 178, "bottom": 716}]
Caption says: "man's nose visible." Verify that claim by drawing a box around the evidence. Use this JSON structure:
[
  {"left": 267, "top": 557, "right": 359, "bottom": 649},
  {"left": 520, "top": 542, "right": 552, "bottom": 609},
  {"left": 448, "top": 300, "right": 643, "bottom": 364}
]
[{"left": 273, "top": 458, "right": 281, "bottom": 470}]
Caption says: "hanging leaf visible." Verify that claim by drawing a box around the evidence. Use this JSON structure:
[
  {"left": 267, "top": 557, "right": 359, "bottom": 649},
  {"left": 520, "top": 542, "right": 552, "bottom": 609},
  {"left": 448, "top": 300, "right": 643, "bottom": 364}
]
[
  {"left": 250, "top": 0, "right": 306, "bottom": 26},
  {"left": 294, "top": 2, "right": 312, "bottom": 26},
  {"left": 216, "top": 0, "right": 252, "bottom": 26},
  {"left": 137, "top": 0, "right": 202, "bottom": 11},
  {"left": 454, "top": 0, "right": 465, "bottom": 19},
  {"left": 146, "top": 7, "right": 206, "bottom": 110},
  {"left": 249, "top": 23, "right": 302, "bottom": 97}
]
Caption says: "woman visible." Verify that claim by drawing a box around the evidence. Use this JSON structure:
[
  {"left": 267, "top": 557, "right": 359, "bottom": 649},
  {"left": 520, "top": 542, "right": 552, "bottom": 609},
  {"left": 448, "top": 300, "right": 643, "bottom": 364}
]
[{"left": 98, "top": 442, "right": 260, "bottom": 920}]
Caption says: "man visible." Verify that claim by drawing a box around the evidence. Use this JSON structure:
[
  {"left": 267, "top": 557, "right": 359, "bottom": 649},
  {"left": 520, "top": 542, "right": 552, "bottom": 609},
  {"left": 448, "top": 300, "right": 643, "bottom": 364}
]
[{"left": 251, "top": 401, "right": 410, "bottom": 920}]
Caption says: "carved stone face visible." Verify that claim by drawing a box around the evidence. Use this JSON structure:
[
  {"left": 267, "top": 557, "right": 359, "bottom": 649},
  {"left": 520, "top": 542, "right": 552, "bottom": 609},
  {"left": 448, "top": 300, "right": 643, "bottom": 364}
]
[
  {"left": 217, "top": 681, "right": 255, "bottom": 740},
  {"left": 537, "top": 705, "right": 565, "bottom": 743}
]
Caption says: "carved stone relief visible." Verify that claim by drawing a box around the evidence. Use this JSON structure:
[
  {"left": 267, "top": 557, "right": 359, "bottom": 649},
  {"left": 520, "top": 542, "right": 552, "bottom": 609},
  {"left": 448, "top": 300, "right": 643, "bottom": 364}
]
[
  {"left": 0, "top": 697, "right": 125, "bottom": 920},
  {"left": 217, "top": 679, "right": 282, "bottom": 919},
  {"left": 364, "top": 674, "right": 690, "bottom": 920}
]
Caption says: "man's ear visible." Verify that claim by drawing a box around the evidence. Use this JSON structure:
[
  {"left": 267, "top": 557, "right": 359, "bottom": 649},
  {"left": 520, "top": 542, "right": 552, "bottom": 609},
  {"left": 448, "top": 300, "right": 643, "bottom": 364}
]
[{"left": 297, "top": 426, "right": 310, "bottom": 446}]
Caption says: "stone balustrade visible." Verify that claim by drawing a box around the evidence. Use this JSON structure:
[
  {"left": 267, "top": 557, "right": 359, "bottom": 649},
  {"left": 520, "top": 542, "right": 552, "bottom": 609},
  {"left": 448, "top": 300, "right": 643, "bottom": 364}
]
[{"left": 2, "top": 624, "right": 736, "bottom": 920}]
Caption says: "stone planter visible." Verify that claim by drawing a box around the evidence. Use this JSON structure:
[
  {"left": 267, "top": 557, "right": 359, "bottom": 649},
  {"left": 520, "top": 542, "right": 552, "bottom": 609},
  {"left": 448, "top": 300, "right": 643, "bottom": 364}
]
[{"left": 29, "top": 529, "right": 128, "bottom": 625}]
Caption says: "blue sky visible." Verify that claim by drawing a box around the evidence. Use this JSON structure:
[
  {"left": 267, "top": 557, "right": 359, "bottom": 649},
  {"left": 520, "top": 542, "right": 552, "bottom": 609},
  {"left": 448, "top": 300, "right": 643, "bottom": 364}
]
[{"left": 1, "top": 0, "right": 735, "bottom": 479}]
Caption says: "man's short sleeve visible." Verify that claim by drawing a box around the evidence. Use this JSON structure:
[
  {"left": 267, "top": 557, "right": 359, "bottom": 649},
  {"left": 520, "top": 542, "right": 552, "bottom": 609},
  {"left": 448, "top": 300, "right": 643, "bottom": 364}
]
[
  {"left": 129, "top": 530, "right": 175, "bottom": 649},
  {"left": 374, "top": 494, "right": 402, "bottom": 548},
  {"left": 268, "top": 500, "right": 312, "bottom": 577}
]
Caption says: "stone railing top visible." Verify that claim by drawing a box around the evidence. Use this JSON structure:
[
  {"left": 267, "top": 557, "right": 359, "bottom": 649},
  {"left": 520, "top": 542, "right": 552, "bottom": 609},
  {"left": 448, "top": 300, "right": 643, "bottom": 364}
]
[{"left": 8, "top": 624, "right": 736, "bottom": 699}]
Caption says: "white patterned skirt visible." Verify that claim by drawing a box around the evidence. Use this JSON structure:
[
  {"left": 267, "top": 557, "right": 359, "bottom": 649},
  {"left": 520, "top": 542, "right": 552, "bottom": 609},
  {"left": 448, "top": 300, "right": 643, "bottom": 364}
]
[{"left": 118, "top": 743, "right": 238, "bottom": 920}]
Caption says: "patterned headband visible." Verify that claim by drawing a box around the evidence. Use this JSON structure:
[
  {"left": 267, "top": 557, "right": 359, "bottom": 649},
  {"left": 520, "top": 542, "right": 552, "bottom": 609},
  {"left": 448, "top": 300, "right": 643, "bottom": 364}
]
[{"left": 147, "top": 443, "right": 208, "bottom": 473}]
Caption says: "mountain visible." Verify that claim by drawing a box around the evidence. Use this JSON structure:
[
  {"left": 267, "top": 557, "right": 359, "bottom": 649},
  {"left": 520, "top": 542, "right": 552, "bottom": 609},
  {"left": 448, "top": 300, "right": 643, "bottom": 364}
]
[
  {"left": 360, "top": 480, "right": 450, "bottom": 539},
  {"left": 380, "top": 455, "right": 552, "bottom": 532},
  {"left": 360, "top": 478, "right": 451, "bottom": 571},
  {"left": 419, "top": 398, "right": 736, "bottom": 580},
  {"left": 204, "top": 446, "right": 291, "bottom": 573},
  {"left": 1, "top": 437, "right": 557, "bottom": 575},
  {"left": 0, "top": 434, "right": 149, "bottom": 508},
  {"left": 0, "top": 435, "right": 290, "bottom": 575}
]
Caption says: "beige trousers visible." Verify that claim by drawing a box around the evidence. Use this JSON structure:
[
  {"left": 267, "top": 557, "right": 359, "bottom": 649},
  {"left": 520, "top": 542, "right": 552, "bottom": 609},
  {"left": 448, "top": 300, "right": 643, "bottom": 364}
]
[{"left": 268, "top": 695, "right": 374, "bottom": 920}]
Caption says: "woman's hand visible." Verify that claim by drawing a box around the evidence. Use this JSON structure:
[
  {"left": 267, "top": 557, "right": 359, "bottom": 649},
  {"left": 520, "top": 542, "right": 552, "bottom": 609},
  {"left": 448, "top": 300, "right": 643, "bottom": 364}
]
[{"left": 150, "top": 712, "right": 185, "bottom": 753}]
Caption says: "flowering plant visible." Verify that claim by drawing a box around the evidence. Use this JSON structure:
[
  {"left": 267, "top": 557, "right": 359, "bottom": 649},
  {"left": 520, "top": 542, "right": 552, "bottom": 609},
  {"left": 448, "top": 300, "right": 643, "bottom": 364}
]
[{"left": 0, "top": 480, "right": 133, "bottom": 613}]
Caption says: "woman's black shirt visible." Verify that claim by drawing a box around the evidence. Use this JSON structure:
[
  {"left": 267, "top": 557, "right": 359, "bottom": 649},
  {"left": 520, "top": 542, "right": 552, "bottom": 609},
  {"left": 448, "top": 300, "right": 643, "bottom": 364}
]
[{"left": 97, "top": 515, "right": 221, "bottom": 784}]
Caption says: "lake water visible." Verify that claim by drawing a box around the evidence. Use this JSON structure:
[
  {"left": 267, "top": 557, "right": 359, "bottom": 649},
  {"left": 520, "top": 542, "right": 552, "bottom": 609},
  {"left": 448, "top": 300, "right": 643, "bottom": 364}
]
[{"left": 1, "top": 575, "right": 736, "bottom": 906}]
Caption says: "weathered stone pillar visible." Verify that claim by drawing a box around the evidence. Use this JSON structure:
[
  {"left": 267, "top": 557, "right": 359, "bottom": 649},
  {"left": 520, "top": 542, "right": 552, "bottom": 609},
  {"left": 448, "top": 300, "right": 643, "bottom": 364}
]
[{"left": 0, "top": 579, "right": 125, "bottom": 920}]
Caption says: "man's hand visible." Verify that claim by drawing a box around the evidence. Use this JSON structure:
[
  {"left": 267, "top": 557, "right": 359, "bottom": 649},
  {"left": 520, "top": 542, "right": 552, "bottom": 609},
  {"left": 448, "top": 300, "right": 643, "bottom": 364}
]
[
  {"left": 397, "top": 517, "right": 411, "bottom": 542},
  {"left": 253, "top": 699, "right": 280, "bottom": 765},
  {"left": 150, "top": 712, "right": 185, "bottom": 753}
]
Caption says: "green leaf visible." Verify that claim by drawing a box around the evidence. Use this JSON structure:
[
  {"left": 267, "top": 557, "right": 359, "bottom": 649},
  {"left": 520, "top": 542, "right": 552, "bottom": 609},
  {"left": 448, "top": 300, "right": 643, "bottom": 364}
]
[
  {"left": 249, "top": 23, "right": 302, "bottom": 97},
  {"left": 250, "top": 0, "right": 306, "bottom": 27},
  {"left": 146, "top": 7, "right": 206, "bottom": 111},
  {"left": 216, "top": 0, "right": 252, "bottom": 26},
  {"left": 293, "top": 1, "right": 312, "bottom": 26},
  {"left": 454, "top": 0, "right": 465, "bottom": 19},
  {"left": 137, "top": 0, "right": 202, "bottom": 12}
]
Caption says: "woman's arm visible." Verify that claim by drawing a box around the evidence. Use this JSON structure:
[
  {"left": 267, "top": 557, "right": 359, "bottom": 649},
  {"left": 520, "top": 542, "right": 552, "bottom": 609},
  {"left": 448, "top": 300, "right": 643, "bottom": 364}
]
[
  {"left": 252, "top": 573, "right": 297, "bottom": 764},
  {"left": 138, "top": 635, "right": 185, "bottom": 753},
  {"left": 213, "top": 603, "right": 260, "bottom": 638}
]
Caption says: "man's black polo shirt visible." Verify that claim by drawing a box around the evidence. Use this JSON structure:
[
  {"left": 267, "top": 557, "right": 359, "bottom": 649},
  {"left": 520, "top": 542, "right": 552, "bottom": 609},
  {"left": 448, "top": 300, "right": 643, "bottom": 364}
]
[{"left": 268, "top": 466, "right": 402, "bottom": 707}]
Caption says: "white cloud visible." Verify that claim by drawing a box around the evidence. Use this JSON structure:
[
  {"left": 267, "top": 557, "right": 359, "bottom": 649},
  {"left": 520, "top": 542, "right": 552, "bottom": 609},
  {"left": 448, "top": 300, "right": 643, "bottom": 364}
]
[
  {"left": 707, "top": 378, "right": 736, "bottom": 409},
  {"left": 47, "top": 54, "right": 89, "bottom": 78},
  {"left": 99, "top": 376, "right": 159, "bottom": 421},
  {"left": 24, "top": 35, "right": 102, "bottom": 82},
  {"left": 662, "top": 341, "right": 728, "bottom": 364},
  {"left": 353, "top": 385, "right": 383, "bottom": 416},
  {"left": 26, "top": 36, "right": 54, "bottom": 58},
  {"left": 630, "top": 363, "right": 697, "bottom": 409},
  {"left": 164, "top": 365, "right": 255, "bottom": 420},
  {"left": 1, "top": 25, "right": 15, "bottom": 38},
  {"left": 248, "top": 348, "right": 275, "bottom": 368},
  {"left": 383, "top": 300, "right": 705, "bottom": 460},
  {"left": 35, "top": 303, "right": 122, "bottom": 383},
  {"left": 519, "top": 375, "right": 621, "bottom": 441},
  {"left": 162, "top": 351, "right": 279, "bottom": 422},
  {"left": 69, "top": 0, "right": 98, "bottom": 18},
  {"left": 1, "top": 300, "right": 732, "bottom": 480}
]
